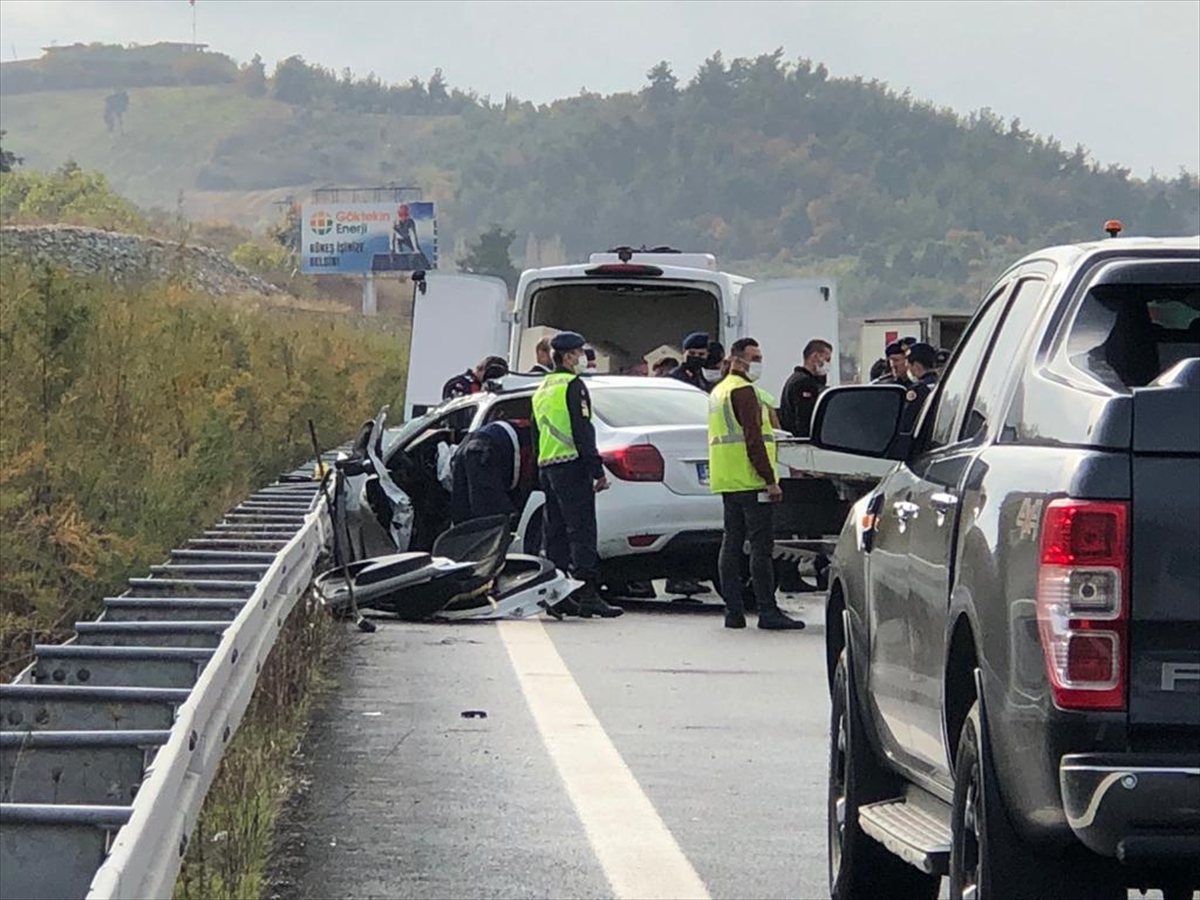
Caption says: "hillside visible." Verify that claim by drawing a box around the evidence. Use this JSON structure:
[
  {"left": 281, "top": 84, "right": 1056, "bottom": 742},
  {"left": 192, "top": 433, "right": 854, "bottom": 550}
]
[{"left": 2, "top": 48, "right": 1197, "bottom": 316}]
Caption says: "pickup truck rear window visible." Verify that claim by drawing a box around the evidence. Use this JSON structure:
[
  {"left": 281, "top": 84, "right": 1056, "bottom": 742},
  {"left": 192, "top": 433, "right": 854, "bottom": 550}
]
[{"left": 1066, "top": 283, "right": 1200, "bottom": 390}]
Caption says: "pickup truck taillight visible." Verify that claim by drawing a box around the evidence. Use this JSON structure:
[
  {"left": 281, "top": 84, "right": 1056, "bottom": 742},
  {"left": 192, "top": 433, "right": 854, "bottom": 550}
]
[
  {"left": 601, "top": 444, "right": 664, "bottom": 482},
  {"left": 1036, "top": 499, "right": 1129, "bottom": 711}
]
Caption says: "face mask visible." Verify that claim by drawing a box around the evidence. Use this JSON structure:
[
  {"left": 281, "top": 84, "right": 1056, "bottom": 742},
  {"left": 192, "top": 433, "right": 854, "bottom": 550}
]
[
  {"left": 745, "top": 361, "right": 763, "bottom": 382},
  {"left": 815, "top": 361, "right": 830, "bottom": 377},
  {"left": 684, "top": 355, "right": 704, "bottom": 371},
  {"left": 703, "top": 368, "right": 721, "bottom": 384},
  {"left": 573, "top": 356, "right": 587, "bottom": 373}
]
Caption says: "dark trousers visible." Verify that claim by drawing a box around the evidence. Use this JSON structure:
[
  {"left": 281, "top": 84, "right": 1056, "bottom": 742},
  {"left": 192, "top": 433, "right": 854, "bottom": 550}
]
[
  {"left": 539, "top": 461, "right": 599, "bottom": 584},
  {"left": 718, "top": 490, "right": 778, "bottom": 615},
  {"left": 450, "top": 435, "right": 515, "bottom": 526}
]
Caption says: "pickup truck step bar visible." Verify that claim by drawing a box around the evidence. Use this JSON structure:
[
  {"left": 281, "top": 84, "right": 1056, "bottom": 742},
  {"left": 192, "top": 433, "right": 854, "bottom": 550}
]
[{"left": 858, "top": 792, "right": 953, "bottom": 876}]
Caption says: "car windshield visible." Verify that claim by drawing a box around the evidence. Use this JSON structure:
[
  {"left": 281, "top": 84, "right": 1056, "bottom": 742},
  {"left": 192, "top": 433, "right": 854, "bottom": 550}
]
[
  {"left": 382, "top": 410, "right": 440, "bottom": 455},
  {"left": 590, "top": 385, "right": 709, "bottom": 427}
]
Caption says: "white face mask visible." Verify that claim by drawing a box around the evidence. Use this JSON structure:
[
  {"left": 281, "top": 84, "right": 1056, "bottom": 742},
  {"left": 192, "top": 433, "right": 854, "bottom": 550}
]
[
  {"left": 815, "top": 360, "right": 830, "bottom": 377},
  {"left": 745, "top": 361, "right": 763, "bottom": 382},
  {"left": 702, "top": 368, "right": 722, "bottom": 384},
  {"left": 573, "top": 355, "right": 587, "bottom": 373}
]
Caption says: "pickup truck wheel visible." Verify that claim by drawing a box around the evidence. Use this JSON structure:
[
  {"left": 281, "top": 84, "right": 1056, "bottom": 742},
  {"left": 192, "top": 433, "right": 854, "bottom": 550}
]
[
  {"left": 949, "top": 702, "right": 1125, "bottom": 900},
  {"left": 828, "top": 651, "right": 938, "bottom": 900}
]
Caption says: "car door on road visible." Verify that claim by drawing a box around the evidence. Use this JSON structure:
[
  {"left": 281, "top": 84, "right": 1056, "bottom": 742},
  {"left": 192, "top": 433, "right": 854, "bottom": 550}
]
[
  {"left": 865, "top": 284, "right": 1009, "bottom": 776},
  {"left": 901, "top": 276, "right": 1051, "bottom": 781}
]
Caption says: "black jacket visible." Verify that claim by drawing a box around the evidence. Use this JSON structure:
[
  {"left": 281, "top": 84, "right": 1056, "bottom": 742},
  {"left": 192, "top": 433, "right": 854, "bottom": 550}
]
[
  {"left": 529, "top": 369, "right": 603, "bottom": 479},
  {"left": 670, "top": 361, "right": 710, "bottom": 392},
  {"left": 899, "top": 371, "right": 939, "bottom": 432},
  {"left": 442, "top": 370, "right": 481, "bottom": 400},
  {"left": 779, "top": 366, "right": 827, "bottom": 437}
]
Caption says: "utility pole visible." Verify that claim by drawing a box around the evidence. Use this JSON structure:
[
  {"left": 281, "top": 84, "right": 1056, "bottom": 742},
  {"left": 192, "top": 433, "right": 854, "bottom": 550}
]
[{"left": 189, "top": 0, "right": 197, "bottom": 48}]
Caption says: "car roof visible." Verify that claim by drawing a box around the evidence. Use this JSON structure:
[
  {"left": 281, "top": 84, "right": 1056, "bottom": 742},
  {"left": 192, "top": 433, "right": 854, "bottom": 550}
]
[
  {"left": 1008, "top": 235, "right": 1200, "bottom": 272},
  {"left": 487, "top": 373, "right": 701, "bottom": 398}
]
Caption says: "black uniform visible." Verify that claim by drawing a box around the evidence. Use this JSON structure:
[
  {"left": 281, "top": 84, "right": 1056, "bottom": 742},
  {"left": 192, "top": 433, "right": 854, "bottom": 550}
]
[
  {"left": 530, "top": 370, "right": 604, "bottom": 584},
  {"left": 899, "top": 371, "right": 939, "bottom": 432},
  {"left": 442, "top": 370, "right": 481, "bottom": 400},
  {"left": 778, "top": 365, "right": 827, "bottom": 437},
  {"left": 671, "top": 360, "right": 710, "bottom": 391},
  {"left": 449, "top": 421, "right": 532, "bottom": 526}
]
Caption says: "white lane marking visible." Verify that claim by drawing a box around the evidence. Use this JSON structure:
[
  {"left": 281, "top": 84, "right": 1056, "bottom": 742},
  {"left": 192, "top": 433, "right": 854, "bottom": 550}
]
[{"left": 498, "top": 619, "right": 711, "bottom": 900}]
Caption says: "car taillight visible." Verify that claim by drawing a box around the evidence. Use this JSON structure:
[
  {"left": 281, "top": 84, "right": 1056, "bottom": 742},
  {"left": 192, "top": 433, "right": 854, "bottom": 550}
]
[
  {"left": 601, "top": 444, "right": 664, "bottom": 482},
  {"left": 1036, "top": 499, "right": 1128, "bottom": 711}
]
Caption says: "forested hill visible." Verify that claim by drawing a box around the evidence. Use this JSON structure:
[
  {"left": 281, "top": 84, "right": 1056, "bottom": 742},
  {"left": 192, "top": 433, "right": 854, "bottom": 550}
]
[{"left": 2, "top": 46, "right": 1197, "bottom": 315}]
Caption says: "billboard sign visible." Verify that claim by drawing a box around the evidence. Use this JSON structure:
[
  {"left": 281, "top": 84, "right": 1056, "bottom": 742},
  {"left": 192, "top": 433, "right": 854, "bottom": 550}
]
[{"left": 300, "top": 201, "right": 437, "bottom": 273}]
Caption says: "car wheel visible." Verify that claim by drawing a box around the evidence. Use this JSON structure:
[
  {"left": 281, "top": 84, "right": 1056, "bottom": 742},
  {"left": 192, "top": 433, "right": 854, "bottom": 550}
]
[
  {"left": 829, "top": 651, "right": 938, "bottom": 900},
  {"left": 949, "top": 702, "right": 1125, "bottom": 900}
]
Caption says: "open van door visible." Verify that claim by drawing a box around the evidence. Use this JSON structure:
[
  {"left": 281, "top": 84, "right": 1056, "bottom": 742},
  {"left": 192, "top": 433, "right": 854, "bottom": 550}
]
[
  {"left": 404, "top": 273, "right": 511, "bottom": 420},
  {"left": 738, "top": 279, "right": 840, "bottom": 402}
]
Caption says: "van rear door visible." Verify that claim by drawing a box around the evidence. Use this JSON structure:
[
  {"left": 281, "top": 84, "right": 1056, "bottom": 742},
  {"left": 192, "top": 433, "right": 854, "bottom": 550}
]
[
  {"left": 738, "top": 279, "right": 840, "bottom": 401},
  {"left": 404, "top": 273, "right": 511, "bottom": 420}
]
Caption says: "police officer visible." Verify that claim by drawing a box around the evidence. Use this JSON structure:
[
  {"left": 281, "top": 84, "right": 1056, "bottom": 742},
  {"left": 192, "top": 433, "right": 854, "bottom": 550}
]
[
  {"left": 899, "top": 342, "right": 940, "bottom": 432},
  {"left": 443, "top": 356, "right": 509, "bottom": 400},
  {"left": 449, "top": 419, "right": 533, "bottom": 526},
  {"left": 873, "top": 340, "right": 913, "bottom": 387},
  {"left": 531, "top": 331, "right": 623, "bottom": 618},
  {"left": 779, "top": 338, "right": 833, "bottom": 437},
  {"left": 672, "top": 331, "right": 712, "bottom": 390},
  {"left": 708, "top": 337, "right": 806, "bottom": 631}
]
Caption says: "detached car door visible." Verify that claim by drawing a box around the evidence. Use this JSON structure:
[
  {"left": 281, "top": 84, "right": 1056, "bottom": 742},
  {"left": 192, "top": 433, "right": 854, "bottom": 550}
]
[{"left": 404, "top": 273, "right": 511, "bottom": 420}]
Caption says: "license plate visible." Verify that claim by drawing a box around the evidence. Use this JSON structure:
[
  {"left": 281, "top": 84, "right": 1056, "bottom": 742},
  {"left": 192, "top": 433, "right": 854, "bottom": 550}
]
[{"left": 696, "top": 462, "right": 709, "bottom": 485}]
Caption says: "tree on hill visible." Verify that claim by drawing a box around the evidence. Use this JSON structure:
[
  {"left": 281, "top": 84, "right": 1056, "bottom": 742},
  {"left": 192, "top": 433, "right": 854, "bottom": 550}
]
[
  {"left": 272, "top": 56, "right": 318, "bottom": 105},
  {"left": 0, "top": 130, "right": 22, "bottom": 173},
  {"left": 643, "top": 61, "right": 678, "bottom": 110},
  {"left": 103, "top": 90, "right": 128, "bottom": 134},
  {"left": 239, "top": 54, "right": 267, "bottom": 97},
  {"left": 460, "top": 225, "right": 519, "bottom": 294}
]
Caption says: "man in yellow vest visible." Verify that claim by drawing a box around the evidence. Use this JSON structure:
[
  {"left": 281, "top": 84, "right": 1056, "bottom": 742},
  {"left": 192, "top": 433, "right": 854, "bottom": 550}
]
[
  {"left": 708, "top": 337, "right": 806, "bottom": 631},
  {"left": 531, "top": 331, "right": 624, "bottom": 618}
]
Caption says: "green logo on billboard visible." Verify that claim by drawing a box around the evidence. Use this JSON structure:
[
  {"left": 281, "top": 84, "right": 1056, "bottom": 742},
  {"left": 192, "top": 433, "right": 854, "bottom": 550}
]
[{"left": 309, "top": 210, "right": 333, "bottom": 235}]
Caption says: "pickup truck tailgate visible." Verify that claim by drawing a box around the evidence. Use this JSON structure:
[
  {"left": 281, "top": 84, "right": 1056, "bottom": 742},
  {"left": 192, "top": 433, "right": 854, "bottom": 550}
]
[{"left": 1127, "top": 363, "right": 1200, "bottom": 733}]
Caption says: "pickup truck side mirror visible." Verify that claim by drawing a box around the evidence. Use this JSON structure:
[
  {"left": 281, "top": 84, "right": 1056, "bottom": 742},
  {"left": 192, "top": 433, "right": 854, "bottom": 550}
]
[{"left": 811, "top": 385, "right": 908, "bottom": 459}]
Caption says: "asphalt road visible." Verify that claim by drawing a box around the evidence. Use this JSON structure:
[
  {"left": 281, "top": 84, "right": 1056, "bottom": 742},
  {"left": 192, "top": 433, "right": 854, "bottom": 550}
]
[{"left": 266, "top": 592, "right": 834, "bottom": 900}]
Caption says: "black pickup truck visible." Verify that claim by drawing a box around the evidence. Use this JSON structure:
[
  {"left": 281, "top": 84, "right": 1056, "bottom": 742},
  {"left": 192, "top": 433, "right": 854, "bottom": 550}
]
[{"left": 810, "top": 235, "right": 1200, "bottom": 900}]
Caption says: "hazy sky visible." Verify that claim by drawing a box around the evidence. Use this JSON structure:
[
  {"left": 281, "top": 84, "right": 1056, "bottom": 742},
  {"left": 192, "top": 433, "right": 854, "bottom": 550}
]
[{"left": 2, "top": 0, "right": 1197, "bottom": 177}]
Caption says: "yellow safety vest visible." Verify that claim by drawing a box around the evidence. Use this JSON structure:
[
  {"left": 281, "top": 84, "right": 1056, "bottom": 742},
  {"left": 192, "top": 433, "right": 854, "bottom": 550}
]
[
  {"left": 708, "top": 374, "right": 777, "bottom": 493},
  {"left": 533, "top": 371, "right": 580, "bottom": 466}
]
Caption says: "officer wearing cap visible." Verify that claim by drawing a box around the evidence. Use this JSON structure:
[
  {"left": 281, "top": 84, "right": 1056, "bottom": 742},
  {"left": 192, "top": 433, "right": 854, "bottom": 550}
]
[
  {"left": 530, "top": 331, "right": 623, "bottom": 618},
  {"left": 672, "top": 331, "right": 712, "bottom": 391},
  {"left": 899, "top": 342, "right": 940, "bottom": 432},
  {"left": 873, "top": 339, "right": 914, "bottom": 387}
]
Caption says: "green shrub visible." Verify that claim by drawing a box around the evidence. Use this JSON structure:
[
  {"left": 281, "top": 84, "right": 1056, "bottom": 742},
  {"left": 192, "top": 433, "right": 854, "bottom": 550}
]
[
  {"left": 0, "top": 161, "right": 148, "bottom": 232},
  {"left": 0, "top": 261, "right": 405, "bottom": 677}
]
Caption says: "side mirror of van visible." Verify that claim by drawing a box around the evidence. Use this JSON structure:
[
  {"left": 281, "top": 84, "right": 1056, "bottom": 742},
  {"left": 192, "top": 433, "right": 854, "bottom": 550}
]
[{"left": 811, "top": 385, "right": 908, "bottom": 459}]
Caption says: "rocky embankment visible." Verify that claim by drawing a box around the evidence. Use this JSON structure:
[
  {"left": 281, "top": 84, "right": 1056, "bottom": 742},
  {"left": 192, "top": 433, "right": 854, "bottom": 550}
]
[{"left": 0, "top": 225, "right": 284, "bottom": 296}]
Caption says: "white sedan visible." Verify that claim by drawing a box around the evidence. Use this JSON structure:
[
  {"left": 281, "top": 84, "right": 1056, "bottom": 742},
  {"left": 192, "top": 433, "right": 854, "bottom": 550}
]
[{"left": 352, "top": 375, "right": 724, "bottom": 586}]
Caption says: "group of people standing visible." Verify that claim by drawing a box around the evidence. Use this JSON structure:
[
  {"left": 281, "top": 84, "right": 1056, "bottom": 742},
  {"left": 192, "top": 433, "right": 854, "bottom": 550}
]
[
  {"left": 436, "top": 326, "right": 944, "bottom": 630},
  {"left": 868, "top": 337, "right": 945, "bottom": 431}
]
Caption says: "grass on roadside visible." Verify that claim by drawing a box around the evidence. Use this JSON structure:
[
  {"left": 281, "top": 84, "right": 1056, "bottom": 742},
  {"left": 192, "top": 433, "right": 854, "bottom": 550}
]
[{"left": 173, "top": 588, "right": 342, "bottom": 900}]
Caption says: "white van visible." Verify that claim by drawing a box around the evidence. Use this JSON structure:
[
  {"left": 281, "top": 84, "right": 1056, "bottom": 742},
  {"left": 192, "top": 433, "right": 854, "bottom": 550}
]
[{"left": 403, "top": 248, "right": 840, "bottom": 419}]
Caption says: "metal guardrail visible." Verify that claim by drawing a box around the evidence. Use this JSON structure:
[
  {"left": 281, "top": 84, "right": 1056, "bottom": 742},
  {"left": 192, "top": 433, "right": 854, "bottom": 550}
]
[{"left": 0, "top": 455, "right": 342, "bottom": 900}]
